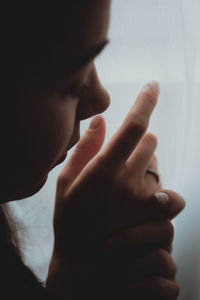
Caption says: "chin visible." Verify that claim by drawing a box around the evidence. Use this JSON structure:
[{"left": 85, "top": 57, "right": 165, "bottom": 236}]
[
  {"left": 26, "top": 174, "right": 49, "bottom": 197},
  {"left": 3, "top": 174, "right": 49, "bottom": 203}
]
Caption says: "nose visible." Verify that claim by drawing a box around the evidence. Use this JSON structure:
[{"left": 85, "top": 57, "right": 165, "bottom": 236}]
[{"left": 76, "top": 66, "right": 110, "bottom": 121}]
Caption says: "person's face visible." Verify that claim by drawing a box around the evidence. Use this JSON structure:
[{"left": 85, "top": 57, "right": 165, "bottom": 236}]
[{"left": 7, "top": 0, "right": 111, "bottom": 201}]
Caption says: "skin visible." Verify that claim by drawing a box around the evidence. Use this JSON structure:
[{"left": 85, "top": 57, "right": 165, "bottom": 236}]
[
  {"left": 2, "top": 0, "right": 185, "bottom": 299},
  {"left": 46, "top": 85, "right": 184, "bottom": 300},
  {"left": 7, "top": 0, "right": 110, "bottom": 201}
]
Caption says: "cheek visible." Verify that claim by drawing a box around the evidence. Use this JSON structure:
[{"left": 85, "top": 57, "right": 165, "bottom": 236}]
[
  {"left": 47, "top": 108, "right": 75, "bottom": 160},
  {"left": 33, "top": 102, "right": 77, "bottom": 172},
  {"left": 12, "top": 97, "right": 77, "bottom": 179}
]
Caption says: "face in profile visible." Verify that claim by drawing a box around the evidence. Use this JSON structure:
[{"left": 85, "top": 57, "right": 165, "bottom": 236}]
[{"left": 6, "top": 0, "right": 111, "bottom": 201}]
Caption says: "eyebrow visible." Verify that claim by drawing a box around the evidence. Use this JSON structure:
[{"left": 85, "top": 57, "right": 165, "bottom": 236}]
[{"left": 59, "top": 39, "right": 109, "bottom": 77}]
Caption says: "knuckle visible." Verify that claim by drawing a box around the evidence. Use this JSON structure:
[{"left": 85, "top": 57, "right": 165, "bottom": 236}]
[
  {"left": 146, "top": 133, "right": 158, "bottom": 148},
  {"left": 126, "top": 117, "right": 147, "bottom": 135},
  {"left": 162, "top": 220, "right": 174, "bottom": 242},
  {"left": 152, "top": 276, "right": 165, "bottom": 292},
  {"left": 152, "top": 154, "right": 158, "bottom": 165},
  {"left": 153, "top": 154, "right": 158, "bottom": 161},
  {"left": 75, "top": 139, "right": 91, "bottom": 152},
  {"left": 75, "top": 142, "right": 87, "bottom": 152},
  {"left": 156, "top": 249, "right": 177, "bottom": 277},
  {"left": 152, "top": 276, "right": 179, "bottom": 298},
  {"left": 156, "top": 249, "right": 169, "bottom": 266}
]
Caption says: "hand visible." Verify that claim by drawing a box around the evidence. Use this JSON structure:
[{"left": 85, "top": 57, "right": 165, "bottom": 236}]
[
  {"left": 98, "top": 175, "right": 184, "bottom": 299},
  {"left": 96, "top": 192, "right": 184, "bottom": 300},
  {"left": 46, "top": 82, "right": 185, "bottom": 299}
]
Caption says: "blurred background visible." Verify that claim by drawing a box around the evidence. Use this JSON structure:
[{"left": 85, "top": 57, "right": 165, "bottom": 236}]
[{"left": 7, "top": 0, "right": 200, "bottom": 299}]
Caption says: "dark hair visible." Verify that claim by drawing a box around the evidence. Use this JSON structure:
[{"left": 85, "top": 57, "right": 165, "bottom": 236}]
[
  {"left": 0, "top": 205, "right": 20, "bottom": 253},
  {"left": 3, "top": 2, "right": 76, "bottom": 84},
  {"left": 0, "top": 205, "right": 50, "bottom": 298},
  {"left": 1, "top": 2, "right": 76, "bottom": 298}
]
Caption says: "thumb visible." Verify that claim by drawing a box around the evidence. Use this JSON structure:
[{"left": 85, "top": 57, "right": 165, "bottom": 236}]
[
  {"left": 58, "top": 115, "right": 106, "bottom": 188},
  {"left": 155, "top": 189, "right": 186, "bottom": 220}
]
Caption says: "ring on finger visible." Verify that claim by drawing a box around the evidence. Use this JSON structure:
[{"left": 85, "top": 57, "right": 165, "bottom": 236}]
[{"left": 146, "top": 168, "right": 159, "bottom": 183}]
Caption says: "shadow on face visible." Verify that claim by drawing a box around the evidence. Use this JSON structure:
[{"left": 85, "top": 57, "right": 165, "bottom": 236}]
[{"left": 3, "top": 0, "right": 111, "bottom": 202}]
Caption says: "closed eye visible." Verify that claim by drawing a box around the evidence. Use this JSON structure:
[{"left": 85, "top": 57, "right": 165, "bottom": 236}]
[
  {"left": 61, "top": 84, "right": 81, "bottom": 98},
  {"left": 58, "top": 39, "right": 109, "bottom": 78}
]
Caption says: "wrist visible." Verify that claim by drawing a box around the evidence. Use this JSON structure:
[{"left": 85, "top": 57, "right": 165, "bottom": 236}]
[{"left": 46, "top": 252, "right": 97, "bottom": 300}]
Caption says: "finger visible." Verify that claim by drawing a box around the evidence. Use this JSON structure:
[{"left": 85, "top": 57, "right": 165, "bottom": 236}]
[
  {"left": 145, "top": 173, "right": 161, "bottom": 191},
  {"left": 105, "top": 220, "right": 174, "bottom": 256},
  {"left": 112, "top": 187, "right": 185, "bottom": 234},
  {"left": 166, "top": 244, "right": 173, "bottom": 254},
  {"left": 122, "top": 248, "right": 177, "bottom": 282},
  {"left": 128, "top": 276, "right": 179, "bottom": 299},
  {"left": 58, "top": 115, "right": 105, "bottom": 189},
  {"left": 103, "top": 190, "right": 184, "bottom": 236},
  {"left": 148, "top": 154, "right": 158, "bottom": 172},
  {"left": 145, "top": 155, "right": 162, "bottom": 189},
  {"left": 145, "top": 155, "right": 162, "bottom": 190},
  {"left": 126, "top": 133, "right": 157, "bottom": 175},
  {"left": 155, "top": 190, "right": 186, "bottom": 220},
  {"left": 148, "top": 155, "right": 158, "bottom": 171},
  {"left": 100, "top": 81, "right": 160, "bottom": 168}
]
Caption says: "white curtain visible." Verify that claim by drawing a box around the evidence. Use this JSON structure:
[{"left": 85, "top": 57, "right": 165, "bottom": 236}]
[
  {"left": 8, "top": 1, "right": 200, "bottom": 299},
  {"left": 95, "top": 1, "right": 200, "bottom": 299}
]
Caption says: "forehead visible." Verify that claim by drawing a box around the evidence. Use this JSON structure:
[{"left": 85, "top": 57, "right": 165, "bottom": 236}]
[
  {"left": 64, "top": 1, "right": 110, "bottom": 44},
  {"left": 45, "top": 0, "right": 111, "bottom": 70}
]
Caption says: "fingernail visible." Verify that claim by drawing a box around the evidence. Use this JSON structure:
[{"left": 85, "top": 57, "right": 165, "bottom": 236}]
[
  {"left": 155, "top": 192, "right": 169, "bottom": 205},
  {"left": 89, "top": 115, "right": 102, "bottom": 129},
  {"left": 142, "top": 80, "right": 160, "bottom": 95}
]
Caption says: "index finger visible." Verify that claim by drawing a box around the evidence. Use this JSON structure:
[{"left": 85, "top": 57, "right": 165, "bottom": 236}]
[{"left": 101, "top": 81, "right": 160, "bottom": 167}]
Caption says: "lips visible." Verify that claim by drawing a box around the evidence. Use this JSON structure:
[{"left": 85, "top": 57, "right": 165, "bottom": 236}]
[
  {"left": 55, "top": 122, "right": 80, "bottom": 167},
  {"left": 66, "top": 121, "right": 80, "bottom": 151}
]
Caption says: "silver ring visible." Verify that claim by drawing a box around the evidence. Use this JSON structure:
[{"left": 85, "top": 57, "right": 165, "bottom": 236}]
[{"left": 146, "top": 169, "right": 159, "bottom": 183}]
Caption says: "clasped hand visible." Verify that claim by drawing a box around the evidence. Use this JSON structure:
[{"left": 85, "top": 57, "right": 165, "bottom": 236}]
[{"left": 46, "top": 83, "right": 185, "bottom": 300}]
